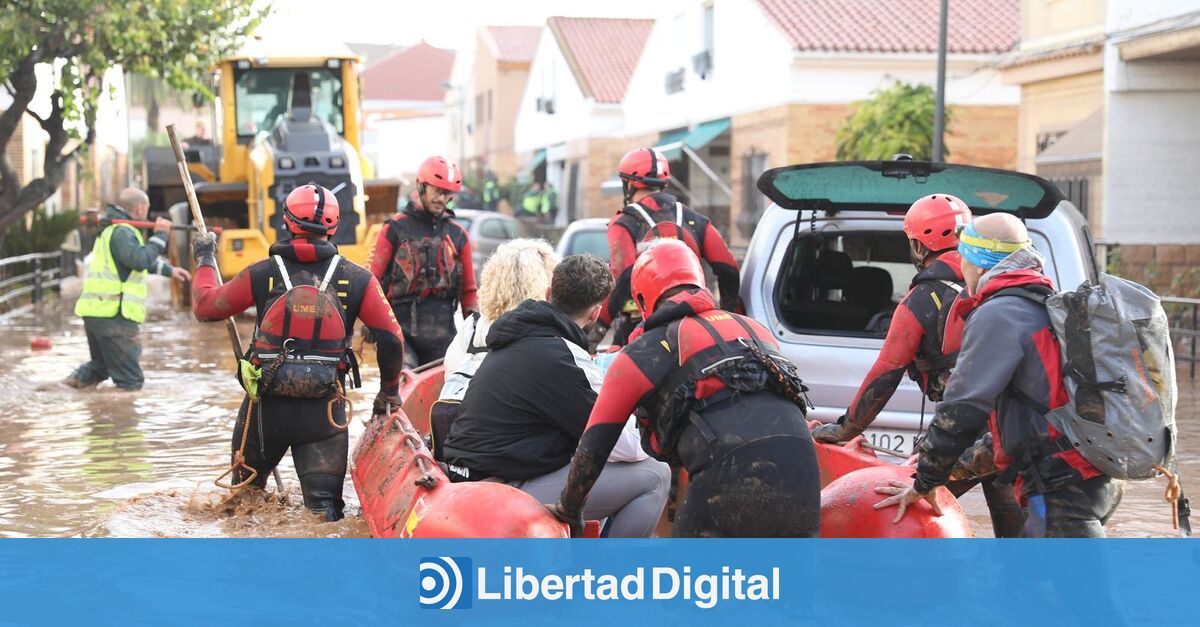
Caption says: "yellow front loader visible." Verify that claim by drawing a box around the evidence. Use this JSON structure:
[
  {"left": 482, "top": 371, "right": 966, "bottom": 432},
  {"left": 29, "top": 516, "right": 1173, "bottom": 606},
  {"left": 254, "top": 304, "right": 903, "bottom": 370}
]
[{"left": 144, "top": 43, "right": 400, "bottom": 280}]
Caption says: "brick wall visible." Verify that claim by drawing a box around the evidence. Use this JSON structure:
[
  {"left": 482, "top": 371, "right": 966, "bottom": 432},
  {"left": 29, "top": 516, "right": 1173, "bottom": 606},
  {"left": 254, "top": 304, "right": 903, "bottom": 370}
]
[
  {"left": 947, "top": 105, "right": 1019, "bottom": 170},
  {"left": 724, "top": 102, "right": 1018, "bottom": 247},
  {"left": 1111, "top": 244, "right": 1200, "bottom": 296}
]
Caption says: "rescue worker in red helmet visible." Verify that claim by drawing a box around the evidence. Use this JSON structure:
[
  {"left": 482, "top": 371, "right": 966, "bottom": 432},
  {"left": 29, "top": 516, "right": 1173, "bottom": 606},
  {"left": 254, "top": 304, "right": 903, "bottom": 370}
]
[
  {"left": 369, "top": 156, "right": 478, "bottom": 366},
  {"left": 191, "top": 184, "right": 405, "bottom": 521},
  {"left": 595, "top": 148, "right": 741, "bottom": 347},
  {"left": 811, "top": 193, "right": 1024, "bottom": 537},
  {"left": 549, "top": 240, "right": 820, "bottom": 537}
]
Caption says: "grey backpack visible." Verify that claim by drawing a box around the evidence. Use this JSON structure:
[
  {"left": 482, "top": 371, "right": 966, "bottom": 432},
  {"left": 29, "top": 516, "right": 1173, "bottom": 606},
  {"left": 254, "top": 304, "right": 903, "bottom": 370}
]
[{"left": 1041, "top": 274, "right": 1178, "bottom": 480}]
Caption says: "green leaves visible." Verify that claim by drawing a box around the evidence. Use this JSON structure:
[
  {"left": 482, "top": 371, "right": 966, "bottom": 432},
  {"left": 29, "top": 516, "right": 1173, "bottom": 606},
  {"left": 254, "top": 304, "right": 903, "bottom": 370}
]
[
  {"left": 835, "top": 82, "right": 952, "bottom": 162},
  {"left": 0, "top": 0, "right": 265, "bottom": 235}
]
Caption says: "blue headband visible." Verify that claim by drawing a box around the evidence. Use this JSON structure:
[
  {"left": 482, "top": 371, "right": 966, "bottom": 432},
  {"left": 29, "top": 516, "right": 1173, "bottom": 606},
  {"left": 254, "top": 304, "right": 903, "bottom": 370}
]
[{"left": 957, "top": 223, "right": 1029, "bottom": 269}]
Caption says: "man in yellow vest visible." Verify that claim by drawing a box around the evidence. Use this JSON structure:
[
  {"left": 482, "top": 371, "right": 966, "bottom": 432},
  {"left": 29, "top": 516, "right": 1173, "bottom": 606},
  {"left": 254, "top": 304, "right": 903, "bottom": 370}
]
[{"left": 65, "top": 187, "right": 191, "bottom": 391}]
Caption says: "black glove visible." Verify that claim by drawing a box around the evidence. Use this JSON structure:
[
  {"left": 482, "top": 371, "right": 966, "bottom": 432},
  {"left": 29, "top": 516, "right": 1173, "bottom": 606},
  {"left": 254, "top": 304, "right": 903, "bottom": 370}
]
[
  {"left": 191, "top": 231, "right": 218, "bottom": 269},
  {"left": 373, "top": 391, "right": 403, "bottom": 416},
  {"left": 359, "top": 325, "right": 375, "bottom": 345},
  {"left": 811, "top": 414, "right": 862, "bottom": 444},
  {"left": 546, "top": 502, "right": 584, "bottom": 538}
]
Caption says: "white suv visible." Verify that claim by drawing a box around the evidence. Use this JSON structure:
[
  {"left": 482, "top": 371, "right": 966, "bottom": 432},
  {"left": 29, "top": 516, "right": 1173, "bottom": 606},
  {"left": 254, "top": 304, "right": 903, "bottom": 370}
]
[{"left": 740, "top": 159, "right": 1101, "bottom": 456}]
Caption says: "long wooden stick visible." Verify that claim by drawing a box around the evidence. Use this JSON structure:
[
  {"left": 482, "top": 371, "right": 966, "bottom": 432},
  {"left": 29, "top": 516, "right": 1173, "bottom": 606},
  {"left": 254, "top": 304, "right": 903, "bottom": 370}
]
[
  {"left": 166, "top": 124, "right": 242, "bottom": 361},
  {"left": 167, "top": 124, "right": 284, "bottom": 494}
]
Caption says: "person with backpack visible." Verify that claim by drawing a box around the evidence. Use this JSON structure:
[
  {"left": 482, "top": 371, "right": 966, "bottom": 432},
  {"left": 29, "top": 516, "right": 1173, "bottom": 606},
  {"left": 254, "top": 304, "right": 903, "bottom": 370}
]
[
  {"left": 368, "top": 156, "right": 478, "bottom": 367},
  {"left": 596, "top": 148, "right": 741, "bottom": 347},
  {"left": 191, "top": 184, "right": 405, "bottom": 521},
  {"left": 874, "top": 212, "right": 1131, "bottom": 537},
  {"left": 811, "top": 194, "right": 1025, "bottom": 537},
  {"left": 549, "top": 240, "right": 820, "bottom": 537}
]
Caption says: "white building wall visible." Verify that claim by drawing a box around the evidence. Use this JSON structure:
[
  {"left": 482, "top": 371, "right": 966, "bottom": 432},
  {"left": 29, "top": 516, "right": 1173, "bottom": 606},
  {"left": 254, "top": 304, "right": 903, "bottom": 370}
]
[
  {"left": 1102, "top": 0, "right": 1200, "bottom": 244},
  {"left": 622, "top": 0, "right": 794, "bottom": 137},
  {"left": 789, "top": 54, "right": 1018, "bottom": 106},
  {"left": 366, "top": 115, "right": 449, "bottom": 180},
  {"left": 514, "top": 32, "right": 604, "bottom": 153},
  {"left": 1108, "top": 0, "right": 1200, "bottom": 32}
]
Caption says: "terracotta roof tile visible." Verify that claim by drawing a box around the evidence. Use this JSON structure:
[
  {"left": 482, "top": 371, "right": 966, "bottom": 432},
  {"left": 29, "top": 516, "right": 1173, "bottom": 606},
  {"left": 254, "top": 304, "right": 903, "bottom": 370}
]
[
  {"left": 361, "top": 42, "right": 455, "bottom": 102},
  {"left": 756, "top": 0, "right": 1018, "bottom": 54},
  {"left": 484, "top": 26, "right": 542, "bottom": 63},
  {"left": 547, "top": 17, "right": 654, "bottom": 104}
]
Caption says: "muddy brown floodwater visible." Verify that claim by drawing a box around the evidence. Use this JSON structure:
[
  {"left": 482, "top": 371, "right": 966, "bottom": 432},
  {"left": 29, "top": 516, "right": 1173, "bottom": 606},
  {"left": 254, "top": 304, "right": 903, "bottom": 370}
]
[{"left": 0, "top": 297, "right": 1196, "bottom": 538}]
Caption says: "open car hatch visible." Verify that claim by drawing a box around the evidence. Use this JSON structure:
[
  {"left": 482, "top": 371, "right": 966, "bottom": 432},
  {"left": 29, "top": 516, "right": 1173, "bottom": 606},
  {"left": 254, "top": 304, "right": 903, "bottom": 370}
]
[{"left": 757, "top": 159, "right": 1065, "bottom": 220}]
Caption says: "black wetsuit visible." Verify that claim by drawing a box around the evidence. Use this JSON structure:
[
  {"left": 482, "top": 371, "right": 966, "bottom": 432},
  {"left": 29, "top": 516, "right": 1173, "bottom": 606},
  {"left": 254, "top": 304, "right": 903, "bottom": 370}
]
[{"left": 557, "top": 289, "right": 820, "bottom": 537}]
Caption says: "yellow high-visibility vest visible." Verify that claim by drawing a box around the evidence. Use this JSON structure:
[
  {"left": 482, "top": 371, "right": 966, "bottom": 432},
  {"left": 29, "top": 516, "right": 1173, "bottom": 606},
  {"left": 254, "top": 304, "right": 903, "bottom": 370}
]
[{"left": 74, "top": 224, "right": 149, "bottom": 322}]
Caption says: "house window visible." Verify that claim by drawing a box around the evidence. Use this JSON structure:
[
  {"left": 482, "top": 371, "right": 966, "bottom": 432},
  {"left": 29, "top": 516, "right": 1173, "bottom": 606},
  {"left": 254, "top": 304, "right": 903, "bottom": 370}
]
[
  {"left": 475, "top": 94, "right": 484, "bottom": 128},
  {"left": 1051, "top": 176, "right": 1089, "bottom": 217},
  {"left": 665, "top": 68, "right": 686, "bottom": 94},
  {"left": 487, "top": 90, "right": 493, "bottom": 123}
]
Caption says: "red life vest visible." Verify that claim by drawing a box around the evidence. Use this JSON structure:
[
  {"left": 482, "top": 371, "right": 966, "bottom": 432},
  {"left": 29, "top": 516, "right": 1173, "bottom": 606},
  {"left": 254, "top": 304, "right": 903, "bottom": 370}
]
[{"left": 248, "top": 255, "right": 351, "bottom": 399}]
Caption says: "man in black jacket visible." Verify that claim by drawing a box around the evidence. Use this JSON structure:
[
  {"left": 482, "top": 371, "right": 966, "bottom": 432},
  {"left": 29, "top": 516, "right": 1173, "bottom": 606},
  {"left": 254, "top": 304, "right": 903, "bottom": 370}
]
[{"left": 442, "top": 254, "right": 669, "bottom": 537}]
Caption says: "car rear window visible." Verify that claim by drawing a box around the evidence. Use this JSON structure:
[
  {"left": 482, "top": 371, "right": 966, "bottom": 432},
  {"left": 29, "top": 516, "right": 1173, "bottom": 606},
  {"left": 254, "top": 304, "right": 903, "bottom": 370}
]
[
  {"left": 775, "top": 231, "right": 916, "bottom": 338},
  {"left": 759, "top": 161, "right": 1064, "bottom": 219},
  {"left": 565, "top": 229, "right": 610, "bottom": 260}
]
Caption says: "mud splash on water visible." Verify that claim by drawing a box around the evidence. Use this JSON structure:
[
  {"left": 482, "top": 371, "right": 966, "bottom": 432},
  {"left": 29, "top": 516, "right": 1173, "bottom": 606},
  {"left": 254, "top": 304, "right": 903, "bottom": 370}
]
[{"left": 84, "top": 482, "right": 368, "bottom": 538}]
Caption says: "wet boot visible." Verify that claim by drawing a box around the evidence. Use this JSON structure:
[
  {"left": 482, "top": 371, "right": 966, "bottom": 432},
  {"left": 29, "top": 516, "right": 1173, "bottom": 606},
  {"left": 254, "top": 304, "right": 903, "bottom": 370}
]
[{"left": 307, "top": 494, "right": 346, "bottom": 522}]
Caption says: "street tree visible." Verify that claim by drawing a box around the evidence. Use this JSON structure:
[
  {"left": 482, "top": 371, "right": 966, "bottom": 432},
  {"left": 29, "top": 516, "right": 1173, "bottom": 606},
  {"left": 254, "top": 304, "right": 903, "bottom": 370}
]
[
  {"left": 0, "top": 0, "right": 263, "bottom": 244},
  {"left": 835, "top": 82, "right": 951, "bottom": 162}
]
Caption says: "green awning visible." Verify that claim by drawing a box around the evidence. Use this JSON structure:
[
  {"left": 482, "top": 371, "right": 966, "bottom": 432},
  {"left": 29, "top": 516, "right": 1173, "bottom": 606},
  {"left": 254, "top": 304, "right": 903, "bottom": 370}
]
[
  {"left": 684, "top": 117, "right": 730, "bottom": 150},
  {"left": 653, "top": 119, "right": 730, "bottom": 160},
  {"left": 528, "top": 148, "right": 547, "bottom": 170},
  {"left": 655, "top": 128, "right": 690, "bottom": 160}
]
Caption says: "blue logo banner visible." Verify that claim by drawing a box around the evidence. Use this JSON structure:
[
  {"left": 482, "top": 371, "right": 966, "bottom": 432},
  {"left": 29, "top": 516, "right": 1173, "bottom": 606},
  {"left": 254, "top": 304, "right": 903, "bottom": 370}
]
[{"left": 1, "top": 539, "right": 1196, "bottom": 625}]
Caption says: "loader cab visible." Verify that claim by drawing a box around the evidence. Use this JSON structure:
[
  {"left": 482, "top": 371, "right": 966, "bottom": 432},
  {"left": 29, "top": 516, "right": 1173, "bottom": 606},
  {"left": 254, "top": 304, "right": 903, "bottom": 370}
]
[{"left": 217, "top": 55, "right": 363, "bottom": 185}]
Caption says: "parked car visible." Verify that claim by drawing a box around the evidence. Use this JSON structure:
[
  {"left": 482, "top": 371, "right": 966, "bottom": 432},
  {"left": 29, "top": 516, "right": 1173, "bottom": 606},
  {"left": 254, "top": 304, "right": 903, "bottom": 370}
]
[
  {"left": 450, "top": 209, "right": 524, "bottom": 279},
  {"left": 555, "top": 218, "right": 610, "bottom": 261},
  {"left": 740, "top": 159, "right": 1100, "bottom": 457}
]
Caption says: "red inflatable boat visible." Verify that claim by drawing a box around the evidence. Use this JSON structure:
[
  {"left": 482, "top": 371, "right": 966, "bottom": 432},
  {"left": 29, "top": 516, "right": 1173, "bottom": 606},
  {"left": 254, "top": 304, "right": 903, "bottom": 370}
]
[{"left": 352, "top": 364, "right": 975, "bottom": 538}]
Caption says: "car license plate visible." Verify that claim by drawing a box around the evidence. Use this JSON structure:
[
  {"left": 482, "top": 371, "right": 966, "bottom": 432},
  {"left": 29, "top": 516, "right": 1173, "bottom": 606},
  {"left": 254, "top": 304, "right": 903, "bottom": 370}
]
[{"left": 862, "top": 429, "right": 915, "bottom": 457}]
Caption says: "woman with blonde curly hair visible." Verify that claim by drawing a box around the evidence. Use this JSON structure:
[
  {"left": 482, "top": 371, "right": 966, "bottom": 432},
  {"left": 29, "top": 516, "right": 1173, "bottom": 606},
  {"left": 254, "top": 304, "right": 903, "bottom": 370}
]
[
  {"left": 444, "top": 238, "right": 558, "bottom": 374},
  {"left": 432, "top": 239, "right": 558, "bottom": 452}
]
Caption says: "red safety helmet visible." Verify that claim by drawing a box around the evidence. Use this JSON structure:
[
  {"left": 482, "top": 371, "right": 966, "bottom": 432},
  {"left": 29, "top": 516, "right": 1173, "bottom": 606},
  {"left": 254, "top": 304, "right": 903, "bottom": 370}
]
[
  {"left": 618, "top": 148, "right": 670, "bottom": 191},
  {"left": 283, "top": 184, "right": 340, "bottom": 236},
  {"left": 630, "top": 239, "right": 706, "bottom": 318},
  {"left": 416, "top": 156, "right": 463, "bottom": 193},
  {"left": 903, "top": 194, "right": 972, "bottom": 252}
]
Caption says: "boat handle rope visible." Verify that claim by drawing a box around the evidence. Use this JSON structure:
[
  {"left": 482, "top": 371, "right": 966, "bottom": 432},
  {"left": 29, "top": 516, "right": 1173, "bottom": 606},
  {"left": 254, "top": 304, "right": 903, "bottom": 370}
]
[
  {"left": 214, "top": 398, "right": 260, "bottom": 490},
  {"left": 1154, "top": 464, "right": 1184, "bottom": 530}
]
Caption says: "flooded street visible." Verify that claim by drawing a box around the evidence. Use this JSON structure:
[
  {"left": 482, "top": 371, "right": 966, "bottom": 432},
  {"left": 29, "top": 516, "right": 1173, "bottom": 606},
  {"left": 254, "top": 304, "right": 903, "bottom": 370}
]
[
  {"left": 0, "top": 298, "right": 372, "bottom": 538},
  {"left": 1, "top": 296, "right": 1196, "bottom": 538}
]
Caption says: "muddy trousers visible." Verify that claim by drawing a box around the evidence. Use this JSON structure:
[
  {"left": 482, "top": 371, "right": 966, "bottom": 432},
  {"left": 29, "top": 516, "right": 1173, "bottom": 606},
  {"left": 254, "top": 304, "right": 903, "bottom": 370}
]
[
  {"left": 945, "top": 477, "right": 1025, "bottom": 538},
  {"left": 395, "top": 297, "right": 458, "bottom": 367},
  {"left": 232, "top": 394, "right": 350, "bottom": 520},
  {"left": 504, "top": 459, "right": 671, "bottom": 538},
  {"left": 1025, "top": 475, "right": 1123, "bottom": 538},
  {"left": 673, "top": 393, "right": 822, "bottom": 538},
  {"left": 69, "top": 317, "right": 143, "bottom": 390}
]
